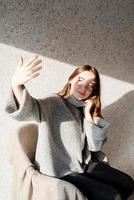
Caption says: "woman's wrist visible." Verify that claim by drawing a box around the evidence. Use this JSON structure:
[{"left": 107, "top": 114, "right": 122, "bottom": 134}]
[
  {"left": 85, "top": 113, "right": 93, "bottom": 122},
  {"left": 11, "top": 78, "right": 24, "bottom": 89},
  {"left": 11, "top": 80, "right": 25, "bottom": 105}
]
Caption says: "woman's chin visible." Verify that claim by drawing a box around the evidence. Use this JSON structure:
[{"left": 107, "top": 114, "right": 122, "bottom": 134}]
[
  {"left": 70, "top": 92, "right": 87, "bottom": 101},
  {"left": 73, "top": 94, "right": 85, "bottom": 101}
]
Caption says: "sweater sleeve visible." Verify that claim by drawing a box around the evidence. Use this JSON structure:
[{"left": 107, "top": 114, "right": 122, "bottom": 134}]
[
  {"left": 5, "top": 87, "right": 41, "bottom": 122},
  {"left": 84, "top": 117, "right": 110, "bottom": 152}
]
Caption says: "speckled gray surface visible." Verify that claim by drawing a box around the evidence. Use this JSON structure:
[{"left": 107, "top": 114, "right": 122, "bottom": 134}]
[{"left": 0, "top": 0, "right": 134, "bottom": 199}]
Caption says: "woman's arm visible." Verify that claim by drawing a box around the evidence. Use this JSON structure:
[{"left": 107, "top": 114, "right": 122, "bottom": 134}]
[
  {"left": 84, "top": 117, "right": 110, "bottom": 152},
  {"left": 11, "top": 85, "right": 24, "bottom": 109},
  {"left": 5, "top": 55, "right": 43, "bottom": 122},
  {"left": 83, "top": 98, "right": 110, "bottom": 151}
]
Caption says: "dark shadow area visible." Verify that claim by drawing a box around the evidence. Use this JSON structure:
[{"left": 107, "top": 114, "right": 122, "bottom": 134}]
[
  {"left": 102, "top": 90, "right": 134, "bottom": 175},
  {"left": 0, "top": 0, "right": 133, "bottom": 83},
  {"left": 17, "top": 123, "right": 38, "bottom": 162}
]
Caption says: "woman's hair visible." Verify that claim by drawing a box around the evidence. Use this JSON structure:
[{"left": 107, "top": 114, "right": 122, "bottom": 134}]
[{"left": 57, "top": 65, "right": 103, "bottom": 118}]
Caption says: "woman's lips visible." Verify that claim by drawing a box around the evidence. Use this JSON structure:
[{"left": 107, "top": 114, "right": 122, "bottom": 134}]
[{"left": 77, "top": 91, "right": 85, "bottom": 96}]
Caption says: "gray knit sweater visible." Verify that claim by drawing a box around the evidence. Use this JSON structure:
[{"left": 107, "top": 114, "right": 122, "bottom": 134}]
[{"left": 5, "top": 88, "right": 110, "bottom": 178}]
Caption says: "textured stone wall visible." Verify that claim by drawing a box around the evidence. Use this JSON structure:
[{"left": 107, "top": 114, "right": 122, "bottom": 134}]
[{"left": 0, "top": 0, "right": 133, "bottom": 199}]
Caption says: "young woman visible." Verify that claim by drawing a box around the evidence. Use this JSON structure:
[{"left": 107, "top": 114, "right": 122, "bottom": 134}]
[{"left": 6, "top": 55, "right": 134, "bottom": 200}]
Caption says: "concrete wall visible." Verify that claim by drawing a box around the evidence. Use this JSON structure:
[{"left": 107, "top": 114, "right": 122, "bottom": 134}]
[{"left": 0, "top": 0, "right": 133, "bottom": 199}]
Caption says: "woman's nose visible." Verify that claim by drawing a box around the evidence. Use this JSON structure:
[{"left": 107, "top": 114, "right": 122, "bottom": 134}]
[{"left": 80, "top": 83, "right": 89, "bottom": 90}]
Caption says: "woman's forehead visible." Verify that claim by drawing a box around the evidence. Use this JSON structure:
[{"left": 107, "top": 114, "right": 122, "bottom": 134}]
[{"left": 77, "top": 70, "right": 96, "bottom": 80}]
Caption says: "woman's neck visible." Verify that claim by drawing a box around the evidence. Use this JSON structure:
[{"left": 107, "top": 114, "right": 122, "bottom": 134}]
[{"left": 64, "top": 95, "right": 85, "bottom": 107}]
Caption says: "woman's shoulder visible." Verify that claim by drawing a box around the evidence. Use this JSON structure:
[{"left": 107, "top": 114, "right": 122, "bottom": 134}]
[{"left": 39, "top": 93, "right": 63, "bottom": 104}]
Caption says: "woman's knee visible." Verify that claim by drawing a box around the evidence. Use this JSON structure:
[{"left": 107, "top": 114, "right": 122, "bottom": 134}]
[
  {"left": 121, "top": 173, "right": 133, "bottom": 187},
  {"left": 125, "top": 174, "right": 134, "bottom": 192},
  {"left": 104, "top": 186, "right": 122, "bottom": 200},
  {"left": 119, "top": 173, "right": 134, "bottom": 198},
  {"left": 111, "top": 191, "right": 122, "bottom": 200}
]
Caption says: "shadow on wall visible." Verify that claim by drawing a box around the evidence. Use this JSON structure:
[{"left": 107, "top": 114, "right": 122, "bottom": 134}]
[
  {"left": 102, "top": 90, "right": 134, "bottom": 177},
  {"left": 0, "top": 0, "right": 133, "bottom": 83}
]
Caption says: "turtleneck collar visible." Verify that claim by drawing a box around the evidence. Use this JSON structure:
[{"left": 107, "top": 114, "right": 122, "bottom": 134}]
[{"left": 64, "top": 95, "right": 85, "bottom": 107}]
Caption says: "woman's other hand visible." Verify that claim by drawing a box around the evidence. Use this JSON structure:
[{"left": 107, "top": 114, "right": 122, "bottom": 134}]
[
  {"left": 83, "top": 99, "right": 93, "bottom": 122},
  {"left": 11, "top": 55, "right": 42, "bottom": 87}
]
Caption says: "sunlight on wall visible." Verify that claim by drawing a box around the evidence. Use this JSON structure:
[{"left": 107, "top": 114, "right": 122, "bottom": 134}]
[
  {"left": 0, "top": 43, "right": 133, "bottom": 108},
  {"left": 101, "top": 75, "right": 134, "bottom": 108},
  {"left": 0, "top": 43, "right": 134, "bottom": 200}
]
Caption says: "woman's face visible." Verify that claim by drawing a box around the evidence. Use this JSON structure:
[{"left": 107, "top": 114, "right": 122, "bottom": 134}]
[{"left": 69, "top": 70, "right": 96, "bottom": 100}]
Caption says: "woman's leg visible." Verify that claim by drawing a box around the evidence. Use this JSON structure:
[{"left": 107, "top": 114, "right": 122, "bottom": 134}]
[
  {"left": 85, "top": 162, "right": 134, "bottom": 199},
  {"left": 60, "top": 172, "right": 122, "bottom": 200}
]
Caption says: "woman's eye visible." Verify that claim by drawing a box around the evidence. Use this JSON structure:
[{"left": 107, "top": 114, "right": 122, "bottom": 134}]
[
  {"left": 78, "top": 77, "right": 83, "bottom": 81},
  {"left": 89, "top": 83, "right": 95, "bottom": 88}
]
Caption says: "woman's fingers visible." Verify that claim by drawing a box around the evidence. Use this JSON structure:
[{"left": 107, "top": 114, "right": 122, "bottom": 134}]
[
  {"left": 27, "top": 58, "right": 42, "bottom": 70},
  {"left": 27, "top": 66, "right": 42, "bottom": 75},
  {"left": 13, "top": 55, "right": 42, "bottom": 85},
  {"left": 22, "top": 55, "right": 43, "bottom": 75},
  {"left": 17, "top": 56, "right": 23, "bottom": 66},
  {"left": 29, "top": 72, "right": 41, "bottom": 79},
  {"left": 24, "top": 55, "right": 38, "bottom": 67},
  {"left": 84, "top": 99, "right": 92, "bottom": 106},
  {"left": 12, "top": 55, "right": 42, "bottom": 86}
]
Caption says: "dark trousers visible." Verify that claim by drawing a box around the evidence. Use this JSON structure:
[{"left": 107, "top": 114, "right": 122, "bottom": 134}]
[{"left": 60, "top": 162, "right": 134, "bottom": 200}]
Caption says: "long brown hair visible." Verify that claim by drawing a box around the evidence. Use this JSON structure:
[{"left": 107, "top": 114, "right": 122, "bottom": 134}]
[{"left": 57, "top": 65, "right": 103, "bottom": 118}]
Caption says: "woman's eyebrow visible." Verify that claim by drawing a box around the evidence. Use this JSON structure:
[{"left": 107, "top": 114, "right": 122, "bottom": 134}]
[
  {"left": 78, "top": 76, "right": 96, "bottom": 83},
  {"left": 78, "top": 76, "right": 85, "bottom": 80}
]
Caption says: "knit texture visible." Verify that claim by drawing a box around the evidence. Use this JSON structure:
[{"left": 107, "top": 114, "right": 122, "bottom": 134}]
[{"left": 5, "top": 88, "right": 110, "bottom": 178}]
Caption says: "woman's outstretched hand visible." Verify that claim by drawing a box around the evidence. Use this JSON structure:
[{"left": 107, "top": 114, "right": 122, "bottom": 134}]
[
  {"left": 11, "top": 55, "right": 43, "bottom": 105},
  {"left": 11, "top": 55, "right": 42, "bottom": 87},
  {"left": 83, "top": 99, "right": 93, "bottom": 122}
]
